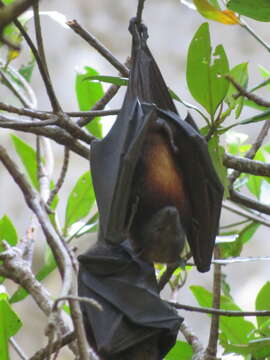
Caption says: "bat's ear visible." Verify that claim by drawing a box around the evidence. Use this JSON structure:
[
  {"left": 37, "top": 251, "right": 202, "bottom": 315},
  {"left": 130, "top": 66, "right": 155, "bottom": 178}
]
[{"left": 184, "top": 112, "right": 199, "bottom": 133}]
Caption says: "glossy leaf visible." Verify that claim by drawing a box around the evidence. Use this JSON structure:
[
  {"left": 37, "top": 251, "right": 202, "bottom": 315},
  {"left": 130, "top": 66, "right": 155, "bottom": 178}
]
[
  {"left": 227, "top": 0, "right": 270, "bottom": 22},
  {"left": 74, "top": 213, "right": 99, "bottom": 238},
  {"left": 11, "top": 134, "right": 39, "bottom": 190},
  {"left": 64, "top": 172, "right": 95, "bottom": 234},
  {"left": 86, "top": 75, "right": 128, "bottom": 86},
  {"left": 186, "top": 23, "right": 229, "bottom": 116},
  {"left": 193, "top": 0, "right": 239, "bottom": 24},
  {"left": 225, "top": 62, "right": 248, "bottom": 118},
  {"left": 190, "top": 286, "right": 255, "bottom": 344},
  {"left": 0, "top": 215, "right": 18, "bottom": 252},
  {"left": 0, "top": 291, "right": 22, "bottom": 360},
  {"left": 165, "top": 340, "right": 193, "bottom": 360},
  {"left": 221, "top": 336, "right": 270, "bottom": 358},
  {"left": 0, "top": 216, "right": 17, "bottom": 284},
  {"left": 220, "top": 222, "right": 259, "bottom": 258},
  {"left": 258, "top": 65, "right": 270, "bottom": 92},
  {"left": 256, "top": 282, "right": 270, "bottom": 330},
  {"left": 75, "top": 66, "right": 104, "bottom": 138}
]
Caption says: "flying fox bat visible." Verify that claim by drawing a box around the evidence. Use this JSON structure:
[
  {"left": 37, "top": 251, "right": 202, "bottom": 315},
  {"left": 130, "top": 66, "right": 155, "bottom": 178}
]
[
  {"left": 90, "top": 18, "right": 224, "bottom": 272},
  {"left": 78, "top": 18, "right": 223, "bottom": 359},
  {"left": 78, "top": 241, "right": 182, "bottom": 359}
]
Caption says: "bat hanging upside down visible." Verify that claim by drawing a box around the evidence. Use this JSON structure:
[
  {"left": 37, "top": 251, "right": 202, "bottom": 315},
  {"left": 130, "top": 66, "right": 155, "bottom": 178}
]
[{"left": 129, "top": 118, "right": 191, "bottom": 264}]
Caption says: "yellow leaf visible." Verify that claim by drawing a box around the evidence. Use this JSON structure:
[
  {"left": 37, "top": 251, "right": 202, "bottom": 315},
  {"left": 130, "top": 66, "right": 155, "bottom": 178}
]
[
  {"left": 7, "top": 50, "right": 20, "bottom": 63},
  {"left": 193, "top": 0, "right": 239, "bottom": 24}
]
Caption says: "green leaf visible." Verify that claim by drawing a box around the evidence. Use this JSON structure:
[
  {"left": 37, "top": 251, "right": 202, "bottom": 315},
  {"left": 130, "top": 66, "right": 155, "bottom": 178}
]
[
  {"left": 190, "top": 286, "right": 255, "bottom": 344},
  {"left": 86, "top": 75, "right": 128, "bottom": 87},
  {"left": 220, "top": 221, "right": 259, "bottom": 258},
  {"left": 243, "top": 98, "right": 268, "bottom": 112},
  {"left": 64, "top": 172, "right": 95, "bottom": 235},
  {"left": 74, "top": 213, "right": 99, "bottom": 239},
  {"left": 165, "top": 340, "right": 193, "bottom": 360},
  {"left": 226, "top": 130, "right": 249, "bottom": 155},
  {"left": 227, "top": 0, "right": 270, "bottom": 22},
  {"left": 247, "top": 150, "right": 265, "bottom": 199},
  {"left": 75, "top": 66, "right": 104, "bottom": 138},
  {"left": 258, "top": 65, "right": 270, "bottom": 91},
  {"left": 0, "top": 291, "right": 22, "bottom": 360},
  {"left": 0, "top": 215, "right": 18, "bottom": 284},
  {"left": 208, "top": 0, "right": 221, "bottom": 10},
  {"left": 246, "top": 175, "right": 262, "bottom": 199},
  {"left": 256, "top": 282, "right": 270, "bottom": 330},
  {"left": 19, "top": 58, "right": 35, "bottom": 83},
  {"left": 0, "top": 215, "right": 18, "bottom": 251},
  {"left": 221, "top": 336, "right": 270, "bottom": 358},
  {"left": 225, "top": 62, "right": 248, "bottom": 118},
  {"left": 236, "top": 109, "right": 270, "bottom": 127},
  {"left": 186, "top": 22, "right": 229, "bottom": 116},
  {"left": 208, "top": 136, "right": 229, "bottom": 197},
  {"left": 11, "top": 134, "right": 39, "bottom": 190}
]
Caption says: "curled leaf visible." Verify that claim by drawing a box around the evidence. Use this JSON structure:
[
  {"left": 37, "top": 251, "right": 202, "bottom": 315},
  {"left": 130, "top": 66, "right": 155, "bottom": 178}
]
[{"left": 193, "top": 0, "right": 239, "bottom": 24}]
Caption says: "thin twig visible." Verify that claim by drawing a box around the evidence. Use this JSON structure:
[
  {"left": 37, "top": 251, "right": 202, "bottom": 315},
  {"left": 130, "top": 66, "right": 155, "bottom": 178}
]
[
  {"left": 0, "top": 101, "right": 120, "bottom": 118},
  {"left": 240, "top": 19, "right": 270, "bottom": 54},
  {"left": 180, "top": 321, "right": 205, "bottom": 359},
  {"left": 0, "top": 243, "right": 52, "bottom": 316},
  {"left": 0, "top": 69, "right": 31, "bottom": 107},
  {"left": 14, "top": 19, "right": 61, "bottom": 112},
  {"left": 53, "top": 295, "right": 102, "bottom": 311},
  {"left": 222, "top": 201, "right": 270, "bottom": 228},
  {"left": 78, "top": 83, "right": 121, "bottom": 127},
  {"left": 67, "top": 280, "right": 92, "bottom": 360},
  {"left": 0, "top": 146, "right": 73, "bottom": 299},
  {"left": 0, "top": 115, "right": 90, "bottom": 158},
  {"left": 224, "top": 153, "right": 270, "bottom": 177},
  {"left": 229, "top": 120, "right": 270, "bottom": 184},
  {"left": 0, "top": 118, "right": 57, "bottom": 127},
  {"left": 47, "top": 147, "right": 69, "bottom": 207},
  {"left": 9, "top": 337, "right": 28, "bottom": 360},
  {"left": 206, "top": 247, "right": 221, "bottom": 359},
  {"left": 0, "top": 102, "right": 49, "bottom": 118},
  {"left": 226, "top": 75, "right": 270, "bottom": 107},
  {"left": 172, "top": 302, "right": 270, "bottom": 317},
  {"left": 29, "top": 332, "right": 76, "bottom": 360},
  {"left": 77, "top": 57, "right": 131, "bottom": 128},
  {"left": 229, "top": 190, "right": 270, "bottom": 215},
  {"left": 68, "top": 108, "right": 120, "bottom": 117},
  {"left": 136, "top": 0, "right": 146, "bottom": 24},
  {"left": 67, "top": 20, "right": 129, "bottom": 77}
]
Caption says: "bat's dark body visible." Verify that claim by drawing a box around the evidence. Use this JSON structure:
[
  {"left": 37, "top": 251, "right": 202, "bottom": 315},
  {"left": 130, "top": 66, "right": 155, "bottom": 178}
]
[
  {"left": 78, "top": 241, "right": 182, "bottom": 359},
  {"left": 91, "top": 20, "right": 223, "bottom": 271},
  {"left": 78, "top": 18, "right": 223, "bottom": 359}
]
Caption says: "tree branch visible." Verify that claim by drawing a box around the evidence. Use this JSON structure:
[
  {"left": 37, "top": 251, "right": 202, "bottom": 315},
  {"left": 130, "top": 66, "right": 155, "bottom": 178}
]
[
  {"left": 0, "top": 146, "right": 73, "bottom": 298},
  {"left": 206, "top": 248, "right": 221, "bottom": 359},
  {"left": 0, "top": 116, "right": 90, "bottom": 158},
  {"left": 224, "top": 153, "right": 270, "bottom": 177},
  {"left": 172, "top": 302, "right": 270, "bottom": 317},
  {"left": 136, "top": 0, "right": 147, "bottom": 24},
  {"left": 29, "top": 332, "right": 76, "bottom": 360},
  {"left": 229, "top": 189, "right": 270, "bottom": 216},
  {"left": 67, "top": 20, "right": 129, "bottom": 77},
  {"left": 229, "top": 120, "right": 270, "bottom": 184}
]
